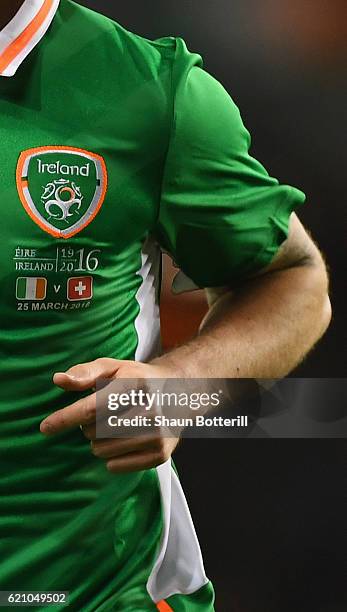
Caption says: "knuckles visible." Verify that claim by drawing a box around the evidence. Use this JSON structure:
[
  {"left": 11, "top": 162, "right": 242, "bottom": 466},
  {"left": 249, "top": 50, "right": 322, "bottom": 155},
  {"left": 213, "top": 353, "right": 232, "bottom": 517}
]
[
  {"left": 153, "top": 450, "right": 171, "bottom": 466},
  {"left": 152, "top": 436, "right": 170, "bottom": 458}
]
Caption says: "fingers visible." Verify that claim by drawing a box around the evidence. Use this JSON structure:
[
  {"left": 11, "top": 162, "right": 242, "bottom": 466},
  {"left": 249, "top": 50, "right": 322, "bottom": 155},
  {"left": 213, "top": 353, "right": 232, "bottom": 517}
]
[
  {"left": 40, "top": 392, "right": 97, "bottom": 435},
  {"left": 90, "top": 435, "right": 179, "bottom": 473},
  {"left": 89, "top": 434, "right": 162, "bottom": 459},
  {"left": 53, "top": 358, "right": 123, "bottom": 391},
  {"left": 44, "top": 373, "right": 133, "bottom": 435},
  {"left": 81, "top": 423, "right": 96, "bottom": 440},
  {"left": 44, "top": 359, "right": 151, "bottom": 435},
  {"left": 105, "top": 450, "right": 168, "bottom": 474}
]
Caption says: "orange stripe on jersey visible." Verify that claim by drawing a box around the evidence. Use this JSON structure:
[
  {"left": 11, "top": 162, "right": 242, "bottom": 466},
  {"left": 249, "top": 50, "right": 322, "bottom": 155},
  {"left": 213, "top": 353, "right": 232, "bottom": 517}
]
[
  {"left": 0, "top": 0, "right": 53, "bottom": 74},
  {"left": 156, "top": 601, "right": 173, "bottom": 612},
  {"left": 36, "top": 278, "right": 46, "bottom": 299}
]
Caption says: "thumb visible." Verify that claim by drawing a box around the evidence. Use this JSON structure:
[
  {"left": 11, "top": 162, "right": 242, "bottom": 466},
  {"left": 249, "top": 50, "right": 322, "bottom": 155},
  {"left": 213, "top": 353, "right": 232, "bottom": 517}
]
[{"left": 53, "top": 358, "right": 122, "bottom": 391}]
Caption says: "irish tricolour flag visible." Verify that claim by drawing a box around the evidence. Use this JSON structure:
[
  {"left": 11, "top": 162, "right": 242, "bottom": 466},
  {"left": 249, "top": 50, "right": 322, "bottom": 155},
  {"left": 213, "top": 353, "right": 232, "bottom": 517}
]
[{"left": 16, "top": 277, "right": 47, "bottom": 301}]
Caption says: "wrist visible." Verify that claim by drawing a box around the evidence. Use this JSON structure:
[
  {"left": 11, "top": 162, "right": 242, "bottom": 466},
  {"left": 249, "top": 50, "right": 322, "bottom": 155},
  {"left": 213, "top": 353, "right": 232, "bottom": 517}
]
[{"left": 150, "top": 346, "right": 202, "bottom": 379}]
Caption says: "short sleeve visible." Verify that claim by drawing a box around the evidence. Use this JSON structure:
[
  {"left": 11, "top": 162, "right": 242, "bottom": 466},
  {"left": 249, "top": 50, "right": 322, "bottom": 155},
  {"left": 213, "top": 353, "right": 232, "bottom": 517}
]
[{"left": 155, "top": 38, "right": 306, "bottom": 287}]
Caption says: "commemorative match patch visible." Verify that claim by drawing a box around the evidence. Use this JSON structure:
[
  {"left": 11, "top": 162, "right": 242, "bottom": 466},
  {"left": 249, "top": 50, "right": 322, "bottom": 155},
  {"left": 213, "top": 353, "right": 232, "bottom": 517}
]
[
  {"left": 67, "top": 276, "right": 93, "bottom": 301},
  {"left": 16, "top": 146, "right": 108, "bottom": 239},
  {"left": 16, "top": 277, "right": 47, "bottom": 301}
]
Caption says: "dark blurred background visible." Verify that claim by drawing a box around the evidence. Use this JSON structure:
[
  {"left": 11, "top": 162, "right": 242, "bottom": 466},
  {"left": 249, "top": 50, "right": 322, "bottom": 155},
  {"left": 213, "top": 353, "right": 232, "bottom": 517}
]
[{"left": 77, "top": 2, "right": 346, "bottom": 610}]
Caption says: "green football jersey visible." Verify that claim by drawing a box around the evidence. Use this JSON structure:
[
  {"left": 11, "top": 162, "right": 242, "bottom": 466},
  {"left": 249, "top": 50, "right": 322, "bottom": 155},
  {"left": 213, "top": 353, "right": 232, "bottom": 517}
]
[{"left": 0, "top": 0, "right": 306, "bottom": 610}]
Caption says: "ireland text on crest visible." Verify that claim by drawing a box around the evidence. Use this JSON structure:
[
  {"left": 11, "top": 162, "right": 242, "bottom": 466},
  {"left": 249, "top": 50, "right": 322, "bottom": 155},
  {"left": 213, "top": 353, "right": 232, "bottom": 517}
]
[{"left": 16, "top": 146, "right": 108, "bottom": 239}]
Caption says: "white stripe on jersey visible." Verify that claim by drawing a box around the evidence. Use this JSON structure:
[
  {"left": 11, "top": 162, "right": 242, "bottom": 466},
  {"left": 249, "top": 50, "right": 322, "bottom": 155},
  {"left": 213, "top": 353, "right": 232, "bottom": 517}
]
[{"left": 0, "top": 0, "right": 60, "bottom": 77}]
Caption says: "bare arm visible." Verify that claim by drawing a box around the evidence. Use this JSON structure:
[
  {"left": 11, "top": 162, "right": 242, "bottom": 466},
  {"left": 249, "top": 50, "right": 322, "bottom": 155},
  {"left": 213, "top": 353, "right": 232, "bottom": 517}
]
[
  {"left": 41, "top": 214, "right": 331, "bottom": 472},
  {"left": 155, "top": 214, "right": 331, "bottom": 378}
]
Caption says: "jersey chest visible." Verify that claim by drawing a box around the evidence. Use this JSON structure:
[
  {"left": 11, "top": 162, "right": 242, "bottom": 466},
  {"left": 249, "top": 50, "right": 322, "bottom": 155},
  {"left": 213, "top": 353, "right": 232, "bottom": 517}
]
[{"left": 0, "top": 73, "right": 166, "bottom": 316}]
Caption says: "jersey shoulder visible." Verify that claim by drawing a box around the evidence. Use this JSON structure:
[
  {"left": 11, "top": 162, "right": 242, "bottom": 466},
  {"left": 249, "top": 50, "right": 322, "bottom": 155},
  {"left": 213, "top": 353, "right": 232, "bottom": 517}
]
[{"left": 61, "top": 1, "right": 180, "bottom": 70}]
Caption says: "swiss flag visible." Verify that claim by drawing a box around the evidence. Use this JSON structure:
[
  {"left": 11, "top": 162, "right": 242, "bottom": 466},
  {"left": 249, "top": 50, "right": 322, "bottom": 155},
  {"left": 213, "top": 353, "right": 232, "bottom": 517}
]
[{"left": 67, "top": 276, "right": 93, "bottom": 301}]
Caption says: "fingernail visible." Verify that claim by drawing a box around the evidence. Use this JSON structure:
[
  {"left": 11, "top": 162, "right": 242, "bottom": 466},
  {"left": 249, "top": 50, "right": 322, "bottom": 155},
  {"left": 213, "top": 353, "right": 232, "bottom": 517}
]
[
  {"left": 41, "top": 421, "right": 54, "bottom": 434},
  {"left": 54, "top": 372, "right": 76, "bottom": 380}
]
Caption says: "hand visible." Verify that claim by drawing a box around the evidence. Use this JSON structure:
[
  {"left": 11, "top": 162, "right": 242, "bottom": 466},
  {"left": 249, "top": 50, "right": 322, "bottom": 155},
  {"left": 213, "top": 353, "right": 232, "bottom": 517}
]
[{"left": 40, "top": 359, "right": 180, "bottom": 474}]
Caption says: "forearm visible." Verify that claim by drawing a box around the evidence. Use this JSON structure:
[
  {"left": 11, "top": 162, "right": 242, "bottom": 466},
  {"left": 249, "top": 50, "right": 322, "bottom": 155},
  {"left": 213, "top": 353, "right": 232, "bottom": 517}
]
[{"left": 154, "top": 262, "right": 331, "bottom": 379}]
